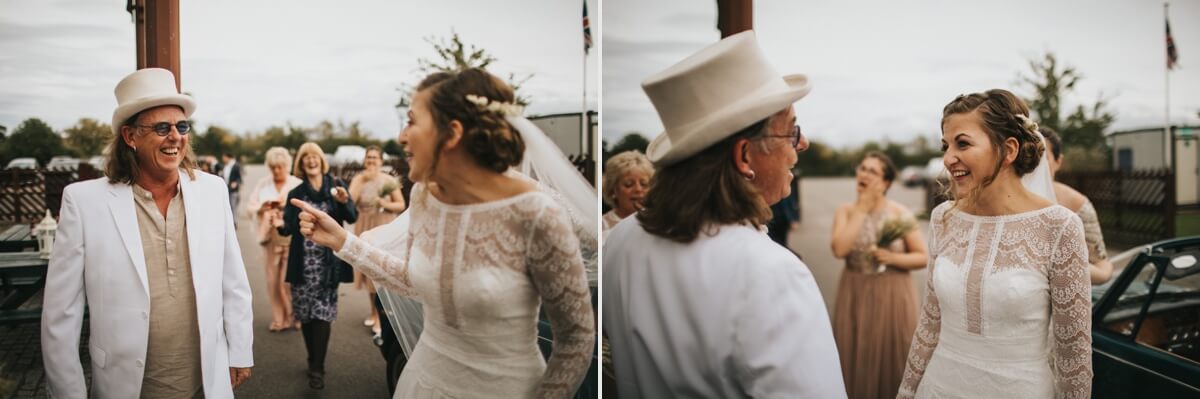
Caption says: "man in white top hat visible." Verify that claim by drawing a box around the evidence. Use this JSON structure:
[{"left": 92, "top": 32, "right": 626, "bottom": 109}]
[
  {"left": 603, "top": 31, "right": 846, "bottom": 398},
  {"left": 41, "top": 68, "right": 254, "bottom": 398}
]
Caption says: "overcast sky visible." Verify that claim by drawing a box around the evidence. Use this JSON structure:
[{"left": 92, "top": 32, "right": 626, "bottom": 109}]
[
  {"left": 0, "top": 0, "right": 597, "bottom": 141},
  {"left": 603, "top": 0, "right": 1200, "bottom": 148}
]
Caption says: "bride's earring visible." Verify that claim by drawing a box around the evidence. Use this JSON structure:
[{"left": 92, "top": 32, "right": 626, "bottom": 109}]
[{"left": 744, "top": 170, "right": 756, "bottom": 181}]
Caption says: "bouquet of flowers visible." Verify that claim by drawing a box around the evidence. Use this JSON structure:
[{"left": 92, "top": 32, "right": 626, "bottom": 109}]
[
  {"left": 377, "top": 180, "right": 399, "bottom": 213},
  {"left": 866, "top": 215, "right": 917, "bottom": 272},
  {"left": 379, "top": 180, "right": 398, "bottom": 198},
  {"left": 877, "top": 215, "right": 916, "bottom": 248}
]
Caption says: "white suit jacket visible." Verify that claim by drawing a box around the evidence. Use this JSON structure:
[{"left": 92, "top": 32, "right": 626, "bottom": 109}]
[
  {"left": 603, "top": 218, "right": 847, "bottom": 399},
  {"left": 41, "top": 170, "right": 254, "bottom": 399}
]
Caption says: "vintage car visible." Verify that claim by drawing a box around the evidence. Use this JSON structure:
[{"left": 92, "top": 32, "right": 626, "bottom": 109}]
[{"left": 1092, "top": 237, "right": 1200, "bottom": 397}]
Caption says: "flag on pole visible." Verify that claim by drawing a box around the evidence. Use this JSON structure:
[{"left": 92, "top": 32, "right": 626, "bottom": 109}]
[
  {"left": 1167, "top": 17, "right": 1179, "bottom": 69},
  {"left": 583, "top": 1, "right": 593, "bottom": 54}
]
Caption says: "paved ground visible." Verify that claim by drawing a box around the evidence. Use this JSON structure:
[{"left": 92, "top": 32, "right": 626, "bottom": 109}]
[{"left": 0, "top": 165, "right": 390, "bottom": 398}]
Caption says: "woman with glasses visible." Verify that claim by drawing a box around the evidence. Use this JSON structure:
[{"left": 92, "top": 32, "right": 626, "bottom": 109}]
[
  {"left": 830, "top": 151, "right": 928, "bottom": 399},
  {"left": 347, "top": 145, "right": 406, "bottom": 335}
]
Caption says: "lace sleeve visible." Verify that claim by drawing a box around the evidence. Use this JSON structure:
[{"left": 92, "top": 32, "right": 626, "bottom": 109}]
[
  {"left": 1049, "top": 216, "right": 1093, "bottom": 398},
  {"left": 1077, "top": 202, "right": 1108, "bottom": 262},
  {"left": 335, "top": 233, "right": 417, "bottom": 297},
  {"left": 527, "top": 202, "right": 595, "bottom": 399},
  {"left": 898, "top": 206, "right": 944, "bottom": 398},
  {"left": 539, "top": 183, "right": 598, "bottom": 283}
]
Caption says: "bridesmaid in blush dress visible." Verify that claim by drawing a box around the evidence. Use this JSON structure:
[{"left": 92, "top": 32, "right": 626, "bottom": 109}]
[{"left": 830, "top": 152, "right": 928, "bottom": 399}]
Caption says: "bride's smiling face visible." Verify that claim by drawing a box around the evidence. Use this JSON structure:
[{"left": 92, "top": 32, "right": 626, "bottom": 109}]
[
  {"left": 401, "top": 90, "right": 438, "bottom": 181},
  {"left": 942, "top": 110, "right": 1001, "bottom": 199}
]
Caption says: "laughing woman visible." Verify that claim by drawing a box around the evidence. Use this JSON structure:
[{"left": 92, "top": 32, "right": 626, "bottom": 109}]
[
  {"left": 898, "top": 89, "right": 1091, "bottom": 398},
  {"left": 279, "top": 142, "right": 358, "bottom": 390},
  {"left": 601, "top": 151, "right": 653, "bottom": 240}
]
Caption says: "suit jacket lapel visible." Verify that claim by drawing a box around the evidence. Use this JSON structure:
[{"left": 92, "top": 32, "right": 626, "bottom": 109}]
[
  {"left": 108, "top": 183, "right": 150, "bottom": 298},
  {"left": 178, "top": 169, "right": 202, "bottom": 281}
]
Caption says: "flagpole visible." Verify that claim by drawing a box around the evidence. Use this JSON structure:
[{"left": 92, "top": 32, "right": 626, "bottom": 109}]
[
  {"left": 583, "top": 39, "right": 588, "bottom": 156},
  {"left": 581, "top": 0, "right": 589, "bottom": 157},
  {"left": 1165, "top": 2, "right": 1172, "bottom": 169}
]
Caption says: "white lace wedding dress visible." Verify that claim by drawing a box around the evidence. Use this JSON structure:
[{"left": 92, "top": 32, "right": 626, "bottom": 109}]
[
  {"left": 897, "top": 202, "right": 1092, "bottom": 399},
  {"left": 335, "top": 183, "right": 595, "bottom": 399}
]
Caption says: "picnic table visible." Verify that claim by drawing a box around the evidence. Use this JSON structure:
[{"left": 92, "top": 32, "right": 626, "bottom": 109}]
[
  {"left": 0, "top": 251, "right": 48, "bottom": 325},
  {"left": 0, "top": 224, "right": 37, "bottom": 252}
]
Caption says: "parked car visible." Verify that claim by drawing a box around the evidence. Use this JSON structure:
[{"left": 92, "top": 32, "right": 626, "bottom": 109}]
[
  {"left": 923, "top": 157, "right": 946, "bottom": 183},
  {"left": 46, "top": 156, "right": 79, "bottom": 171},
  {"left": 1091, "top": 237, "right": 1200, "bottom": 397},
  {"left": 899, "top": 165, "right": 925, "bottom": 188},
  {"left": 87, "top": 155, "right": 106, "bottom": 171},
  {"left": 333, "top": 145, "right": 366, "bottom": 167},
  {"left": 5, "top": 157, "right": 39, "bottom": 170}
]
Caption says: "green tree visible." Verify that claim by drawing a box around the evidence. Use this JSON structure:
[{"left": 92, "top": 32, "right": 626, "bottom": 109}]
[
  {"left": 5, "top": 118, "right": 66, "bottom": 165},
  {"left": 63, "top": 118, "right": 111, "bottom": 157},
  {"left": 604, "top": 133, "right": 650, "bottom": 163},
  {"left": 193, "top": 125, "right": 239, "bottom": 158},
  {"left": 401, "top": 31, "right": 535, "bottom": 108},
  {"left": 1019, "top": 52, "right": 1115, "bottom": 171},
  {"left": 1021, "top": 53, "right": 1077, "bottom": 133}
]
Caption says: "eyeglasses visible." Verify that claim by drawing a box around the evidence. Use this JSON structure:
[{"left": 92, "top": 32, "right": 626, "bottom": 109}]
[
  {"left": 136, "top": 121, "right": 191, "bottom": 136},
  {"left": 762, "top": 124, "right": 803, "bottom": 148}
]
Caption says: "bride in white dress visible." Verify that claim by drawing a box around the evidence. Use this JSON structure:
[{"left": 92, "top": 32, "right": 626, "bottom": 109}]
[
  {"left": 897, "top": 89, "right": 1092, "bottom": 398},
  {"left": 291, "top": 68, "right": 595, "bottom": 398}
]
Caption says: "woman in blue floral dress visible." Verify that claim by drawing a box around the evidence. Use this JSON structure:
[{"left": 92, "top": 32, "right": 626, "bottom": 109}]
[{"left": 280, "top": 142, "right": 358, "bottom": 390}]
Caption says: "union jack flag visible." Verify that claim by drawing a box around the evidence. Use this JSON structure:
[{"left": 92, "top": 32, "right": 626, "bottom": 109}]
[
  {"left": 1167, "top": 17, "right": 1180, "bottom": 69},
  {"left": 583, "top": 1, "right": 593, "bottom": 54}
]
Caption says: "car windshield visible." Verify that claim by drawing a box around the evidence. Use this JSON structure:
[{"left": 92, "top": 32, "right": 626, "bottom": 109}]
[{"left": 1102, "top": 251, "right": 1200, "bottom": 307}]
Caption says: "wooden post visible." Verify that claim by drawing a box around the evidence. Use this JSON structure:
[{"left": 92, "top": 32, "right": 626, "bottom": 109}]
[
  {"left": 716, "top": 0, "right": 753, "bottom": 38},
  {"left": 134, "top": 0, "right": 181, "bottom": 90}
]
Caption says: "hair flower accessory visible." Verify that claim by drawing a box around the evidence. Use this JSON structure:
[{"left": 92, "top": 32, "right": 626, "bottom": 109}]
[
  {"left": 465, "top": 94, "right": 524, "bottom": 117},
  {"left": 1015, "top": 114, "right": 1039, "bottom": 133}
]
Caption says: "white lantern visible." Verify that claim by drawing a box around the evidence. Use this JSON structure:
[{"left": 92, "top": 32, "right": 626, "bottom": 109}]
[{"left": 34, "top": 209, "right": 57, "bottom": 259}]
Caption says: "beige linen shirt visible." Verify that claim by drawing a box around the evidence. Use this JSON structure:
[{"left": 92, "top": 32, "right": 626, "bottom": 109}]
[{"left": 132, "top": 184, "right": 204, "bottom": 398}]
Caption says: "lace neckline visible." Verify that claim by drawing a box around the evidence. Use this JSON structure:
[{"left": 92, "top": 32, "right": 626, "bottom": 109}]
[
  {"left": 947, "top": 203, "right": 1061, "bottom": 223},
  {"left": 423, "top": 184, "right": 542, "bottom": 212}
]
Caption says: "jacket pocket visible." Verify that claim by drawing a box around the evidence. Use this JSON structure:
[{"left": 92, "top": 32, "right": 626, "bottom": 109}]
[{"left": 89, "top": 345, "right": 107, "bottom": 369}]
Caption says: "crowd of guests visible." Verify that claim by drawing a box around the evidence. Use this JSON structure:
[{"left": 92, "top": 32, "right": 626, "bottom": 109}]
[{"left": 44, "top": 66, "right": 597, "bottom": 398}]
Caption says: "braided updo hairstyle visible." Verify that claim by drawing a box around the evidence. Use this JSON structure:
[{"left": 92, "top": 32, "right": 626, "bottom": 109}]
[
  {"left": 415, "top": 68, "right": 524, "bottom": 178},
  {"left": 940, "top": 89, "right": 1045, "bottom": 207}
]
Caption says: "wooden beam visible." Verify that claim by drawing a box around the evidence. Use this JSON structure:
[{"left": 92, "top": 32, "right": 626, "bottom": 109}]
[
  {"left": 143, "top": 0, "right": 181, "bottom": 90},
  {"left": 716, "top": 0, "right": 753, "bottom": 38}
]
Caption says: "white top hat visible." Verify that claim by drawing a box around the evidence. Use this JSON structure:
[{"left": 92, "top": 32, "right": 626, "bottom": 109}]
[
  {"left": 111, "top": 68, "right": 195, "bottom": 136},
  {"left": 642, "top": 31, "right": 810, "bottom": 167}
]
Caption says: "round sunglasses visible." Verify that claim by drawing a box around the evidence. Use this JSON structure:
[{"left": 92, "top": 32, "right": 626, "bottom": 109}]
[{"left": 136, "top": 121, "right": 192, "bottom": 136}]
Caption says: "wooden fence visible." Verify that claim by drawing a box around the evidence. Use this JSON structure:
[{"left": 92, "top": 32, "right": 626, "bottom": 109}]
[{"left": 1058, "top": 169, "right": 1174, "bottom": 247}]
